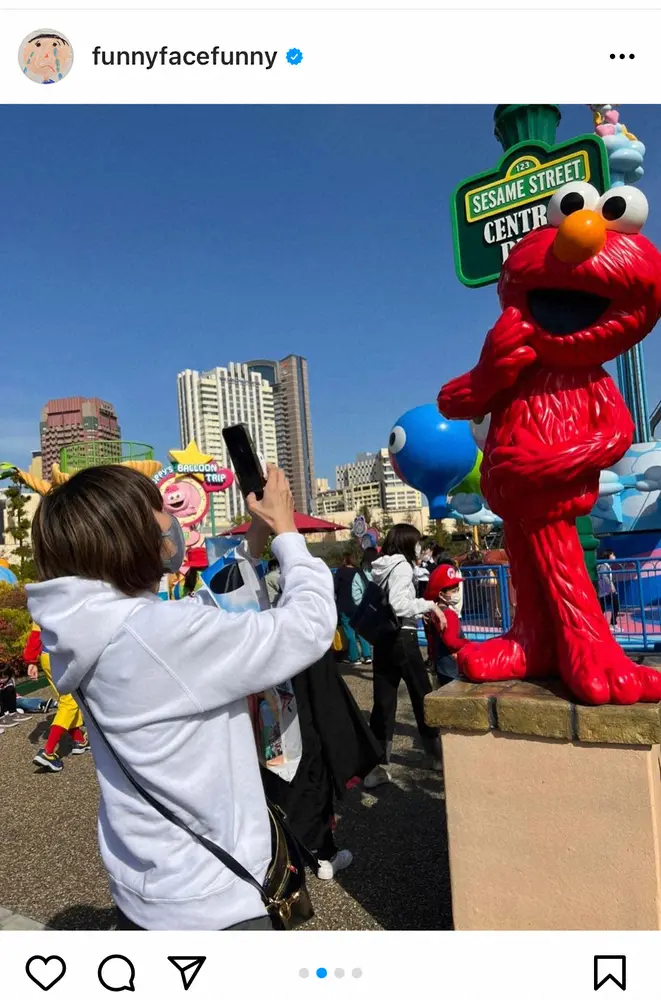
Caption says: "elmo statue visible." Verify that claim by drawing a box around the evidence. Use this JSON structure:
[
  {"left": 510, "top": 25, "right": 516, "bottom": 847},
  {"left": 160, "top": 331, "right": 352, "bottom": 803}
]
[{"left": 438, "top": 181, "right": 661, "bottom": 705}]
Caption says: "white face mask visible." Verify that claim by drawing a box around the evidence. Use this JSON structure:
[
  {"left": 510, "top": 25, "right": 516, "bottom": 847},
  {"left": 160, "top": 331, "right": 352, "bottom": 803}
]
[{"left": 439, "top": 587, "right": 462, "bottom": 611}]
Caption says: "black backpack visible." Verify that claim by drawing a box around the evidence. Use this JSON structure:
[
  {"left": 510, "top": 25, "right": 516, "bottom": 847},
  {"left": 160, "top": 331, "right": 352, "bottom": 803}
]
[
  {"left": 349, "top": 567, "right": 400, "bottom": 645},
  {"left": 334, "top": 565, "right": 359, "bottom": 616}
]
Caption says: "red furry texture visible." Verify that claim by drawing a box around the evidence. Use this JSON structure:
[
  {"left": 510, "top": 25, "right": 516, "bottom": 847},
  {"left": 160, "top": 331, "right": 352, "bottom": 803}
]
[{"left": 439, "top": 225, "right": 661, "bottom": 705}]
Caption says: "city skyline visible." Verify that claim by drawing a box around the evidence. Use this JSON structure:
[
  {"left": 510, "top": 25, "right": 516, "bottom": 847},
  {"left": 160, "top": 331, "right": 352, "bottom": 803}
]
[
  {"left": 4, "top": 106, "right": 661, "bottom": 480},
  {"left": 317, "top": 447, "right": 423, "bottom": 516}
]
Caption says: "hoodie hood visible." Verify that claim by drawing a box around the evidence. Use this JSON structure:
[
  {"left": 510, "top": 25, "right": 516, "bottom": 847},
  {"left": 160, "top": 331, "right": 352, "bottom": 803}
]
[
  {"left": 370, "top": 554, "right": 407, "bottom": 586},
  {"left": 27, "top": 577, "right": 159, "bottom": 694}
]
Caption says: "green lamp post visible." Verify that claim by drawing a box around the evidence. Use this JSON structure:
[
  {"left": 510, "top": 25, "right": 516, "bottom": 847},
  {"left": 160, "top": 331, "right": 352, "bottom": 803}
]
[{"left": 493, "top": 104, "right": 562, "bottom": 152}]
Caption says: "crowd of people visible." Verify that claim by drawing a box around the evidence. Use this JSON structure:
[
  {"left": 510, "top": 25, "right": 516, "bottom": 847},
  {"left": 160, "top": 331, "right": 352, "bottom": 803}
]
[
  {"left": 1, "top": 464, "right": 452, "bottom": 931},
  {"left": 2, "top": 459, "right": 629, "bottom": 930}
]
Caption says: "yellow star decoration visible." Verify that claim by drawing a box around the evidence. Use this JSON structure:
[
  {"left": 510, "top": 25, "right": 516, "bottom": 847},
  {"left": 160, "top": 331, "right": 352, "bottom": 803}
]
[{"left": 169, "top": 440, "right": 214, "bottom": 482}]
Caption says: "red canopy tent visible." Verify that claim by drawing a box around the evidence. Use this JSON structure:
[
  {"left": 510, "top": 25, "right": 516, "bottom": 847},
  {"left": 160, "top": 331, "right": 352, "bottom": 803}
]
[{"left": 222, "top": 512, "right": 345, "bottom": 535}]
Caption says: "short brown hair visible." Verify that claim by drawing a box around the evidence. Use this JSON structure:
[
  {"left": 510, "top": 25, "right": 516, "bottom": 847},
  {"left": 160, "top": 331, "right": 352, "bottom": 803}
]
[{"left": 33, "top": 465, "right": 165, "bottom": 596}]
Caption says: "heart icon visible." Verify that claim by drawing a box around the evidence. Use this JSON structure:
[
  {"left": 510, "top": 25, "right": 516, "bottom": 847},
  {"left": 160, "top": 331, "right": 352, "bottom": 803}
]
[{"left": 25, "top": 956, "right": 67, "bottom": 991}]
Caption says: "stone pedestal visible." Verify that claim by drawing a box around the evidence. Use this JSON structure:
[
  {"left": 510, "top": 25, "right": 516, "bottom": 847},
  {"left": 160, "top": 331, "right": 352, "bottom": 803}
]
[{"left": 425, "top": 679, "right": 661, "bottom": 930}]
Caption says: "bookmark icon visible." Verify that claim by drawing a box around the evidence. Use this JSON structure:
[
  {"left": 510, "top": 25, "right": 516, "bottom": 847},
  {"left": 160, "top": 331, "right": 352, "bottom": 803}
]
[{"left": 594, "top": 956, "right": 626, "bottom": 991}]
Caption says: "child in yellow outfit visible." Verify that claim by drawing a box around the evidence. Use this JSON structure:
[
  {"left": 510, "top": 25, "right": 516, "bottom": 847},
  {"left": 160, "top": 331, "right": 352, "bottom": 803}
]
[{"left": 23, "top": 624, "right": 90, "bottom": 772}]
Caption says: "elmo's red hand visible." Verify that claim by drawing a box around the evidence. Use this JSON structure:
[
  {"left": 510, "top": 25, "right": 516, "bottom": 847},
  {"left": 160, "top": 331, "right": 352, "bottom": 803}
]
[{"left": 438, "top": 307, "right": 536, "bottom": 420}]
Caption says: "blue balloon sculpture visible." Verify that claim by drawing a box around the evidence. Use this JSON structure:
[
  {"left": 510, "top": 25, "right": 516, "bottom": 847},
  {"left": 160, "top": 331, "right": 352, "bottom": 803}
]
[{"left": 389, "top": 404, "right": 477, "bottom": 518}]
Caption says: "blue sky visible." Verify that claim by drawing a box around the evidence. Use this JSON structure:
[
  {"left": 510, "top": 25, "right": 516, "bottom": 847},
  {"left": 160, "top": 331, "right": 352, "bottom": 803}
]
[{"left": 3, "top": 104, "right": 661, "bottom": 481}]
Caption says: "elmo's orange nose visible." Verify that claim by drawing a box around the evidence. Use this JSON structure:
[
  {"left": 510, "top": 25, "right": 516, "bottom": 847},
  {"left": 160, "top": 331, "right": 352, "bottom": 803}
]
[{"left": 553, "top": 209, "right": 607, "bottom": 264}]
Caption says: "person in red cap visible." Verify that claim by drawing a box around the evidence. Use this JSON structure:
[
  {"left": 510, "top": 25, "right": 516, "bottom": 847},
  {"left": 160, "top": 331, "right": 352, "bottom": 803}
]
[{"left": 424, "top": 564, "right": 468, "bottom": 686}]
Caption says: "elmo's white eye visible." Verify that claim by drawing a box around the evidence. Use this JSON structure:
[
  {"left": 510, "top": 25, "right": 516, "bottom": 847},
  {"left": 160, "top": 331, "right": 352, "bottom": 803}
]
[
  {"left": 389, "top": 425, "right": 406, "bottom": 455},
  {"left": 597, "top": 186, "right": 648, "bottom": 234},
  {"left": 470, "top": 414, "right": 490, "bottom": 451},
  {"left": 547, "top": 182, "right": 600, "bottom": 227}
]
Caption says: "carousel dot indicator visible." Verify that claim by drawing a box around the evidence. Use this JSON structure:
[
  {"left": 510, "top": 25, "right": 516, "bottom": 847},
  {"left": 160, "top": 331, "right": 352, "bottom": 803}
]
[
  {"left": 352, "top": 969, "right": 363, "bottom": 979},
  {"left": 334, "top": 969, "right": 345, "bottom": 979},
  {"left": 316, "top": 968, "right": 328, "bottom": 979},
  {"left": 299, "top": 969, "right": 309, "bottom": 978}
]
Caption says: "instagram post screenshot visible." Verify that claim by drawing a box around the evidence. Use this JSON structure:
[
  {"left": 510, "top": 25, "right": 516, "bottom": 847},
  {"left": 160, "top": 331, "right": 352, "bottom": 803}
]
[{"left": 2, "top": 5, "right": 661, "bottom": 996}]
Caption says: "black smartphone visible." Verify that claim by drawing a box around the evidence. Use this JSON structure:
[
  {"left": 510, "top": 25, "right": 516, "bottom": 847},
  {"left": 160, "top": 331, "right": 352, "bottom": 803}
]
[{"left": 222, "top": 423, "right": 267, "bottom": 500}]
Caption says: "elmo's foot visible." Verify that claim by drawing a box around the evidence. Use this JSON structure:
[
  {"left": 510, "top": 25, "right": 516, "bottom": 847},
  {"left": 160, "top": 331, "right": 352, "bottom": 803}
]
[
  {"left": 458, "top": 633, "right": 554, "bottom": 683},
  {"left": 561, "top": 640, "right": 661, "bottom": 705}
]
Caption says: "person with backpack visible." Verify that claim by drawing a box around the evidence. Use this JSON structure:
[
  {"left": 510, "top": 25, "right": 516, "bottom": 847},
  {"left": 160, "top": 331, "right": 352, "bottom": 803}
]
[
  {"left": 351, "top": 547, "right": 379, "bottom": 608},
  {"left": 361, "top": 525, "right": 445, "bottom": 789},
  {"left": 334, "top": 553, "right": 371, "bottom": 665}
]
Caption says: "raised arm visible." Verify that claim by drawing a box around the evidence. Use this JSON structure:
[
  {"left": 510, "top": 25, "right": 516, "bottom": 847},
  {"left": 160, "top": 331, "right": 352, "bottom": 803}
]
[
  {"left": 159, "top": 532, "right": 337, "bottom": 710},
  {"left": 438, "top": 307, "right": 537, "bottom": 421}
]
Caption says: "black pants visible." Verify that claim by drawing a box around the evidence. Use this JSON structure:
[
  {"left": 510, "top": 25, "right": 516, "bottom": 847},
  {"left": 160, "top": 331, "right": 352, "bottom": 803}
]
[
  {"left": 262, "top": 756, "right": 337, "bottom": 862},
  {"left": 599, "top": 594, "right": 620, "bottom": 626},
  {"left": 370, "top": 629, "right": 439, "bottom": 745},
  {"left": 115, "top": 908, "right": 272, "bottom": 930},
  {"left": 0, "top": 684, "right": 16, "bottom": 714}
]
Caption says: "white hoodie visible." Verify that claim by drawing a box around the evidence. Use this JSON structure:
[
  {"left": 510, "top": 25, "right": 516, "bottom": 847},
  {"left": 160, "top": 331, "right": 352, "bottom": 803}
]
[
  {"left": 370, "top": 554, "right": 436, "bottom": 625},
  {"left": 26, "top": 533, "right": 336, "bottom": 930}
]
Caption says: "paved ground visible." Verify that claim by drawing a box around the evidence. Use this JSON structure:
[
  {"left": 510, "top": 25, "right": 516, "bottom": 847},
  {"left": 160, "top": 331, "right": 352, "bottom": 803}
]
[{"left": 0, "top": 668, "right": 452, "bottom": 931}]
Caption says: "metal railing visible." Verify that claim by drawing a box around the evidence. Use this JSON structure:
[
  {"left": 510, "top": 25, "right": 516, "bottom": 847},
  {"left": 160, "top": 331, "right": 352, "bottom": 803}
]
[
  {"left": 418, "top": 559, "right": 661, "bottom": 654},
  {"left": 59, "top": 440, "right": 155, "bottom": 472}
]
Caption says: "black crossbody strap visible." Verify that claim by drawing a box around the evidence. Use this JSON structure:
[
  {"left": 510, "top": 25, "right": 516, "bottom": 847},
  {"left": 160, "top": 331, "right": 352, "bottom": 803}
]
[
  {"left": 76, "top": 688, "right": 269, "bottom": 905},
  {"left": 381, "top": 563, "right": 398, "bottom": 598}
]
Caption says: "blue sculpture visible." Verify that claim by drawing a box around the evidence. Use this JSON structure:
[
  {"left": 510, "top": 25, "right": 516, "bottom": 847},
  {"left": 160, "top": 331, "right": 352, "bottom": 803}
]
[{"left": 388, "top": 404, "right": 477, "bottom": 518}]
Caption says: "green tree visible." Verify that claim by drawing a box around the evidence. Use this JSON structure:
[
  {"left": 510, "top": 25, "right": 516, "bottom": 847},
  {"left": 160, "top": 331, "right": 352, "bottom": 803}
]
[
  {"left": 5, "top": 478, "right": 33, "bottom": 579},
  {"left": 428, "top": 520, "right": 454, "bottom": 548},
  {"left": 0, "top": 583, "right": 31, "bottom": 674},
  {"left": 377, "top": 511, "right": 394, "bottom": 536},
  {"left": 359, "top": 504, "right": 372, "bottom": 525}
]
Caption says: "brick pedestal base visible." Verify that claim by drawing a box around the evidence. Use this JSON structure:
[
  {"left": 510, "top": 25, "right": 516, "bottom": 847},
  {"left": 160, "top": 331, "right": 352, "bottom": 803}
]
[{"left": 425, "top": 679, "right": 661, "bottom": 930}]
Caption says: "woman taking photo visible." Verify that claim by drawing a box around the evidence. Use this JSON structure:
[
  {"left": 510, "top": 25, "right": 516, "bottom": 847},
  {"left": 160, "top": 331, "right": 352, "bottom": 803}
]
[
  {"left": 27, "top": 463, "right": 336, "bottom": 931},
  {"left": 364, "top": 524, "right": 444, "bottom": 789}
]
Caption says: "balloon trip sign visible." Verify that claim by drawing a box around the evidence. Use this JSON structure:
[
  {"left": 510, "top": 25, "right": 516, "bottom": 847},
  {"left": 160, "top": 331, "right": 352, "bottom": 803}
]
[{"left": 153, "top": 440, "right": 234, "bottom": 558}]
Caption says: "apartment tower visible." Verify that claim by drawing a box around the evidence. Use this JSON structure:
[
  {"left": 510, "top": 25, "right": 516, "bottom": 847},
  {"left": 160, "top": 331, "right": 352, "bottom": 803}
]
[
  {"left": 246, "top": 355, "right": 316, "bottom": 514},
  {"left": 40, "top": 397, "right": 120, "bottom": 479},
  {"left": 177, "top": 363, "right": 278, "bottom": 525}
]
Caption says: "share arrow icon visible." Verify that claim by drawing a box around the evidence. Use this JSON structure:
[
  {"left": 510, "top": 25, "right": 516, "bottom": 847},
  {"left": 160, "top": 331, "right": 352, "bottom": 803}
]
[{"left": 168, "top": 956, "right": 207, "bottom": 991}]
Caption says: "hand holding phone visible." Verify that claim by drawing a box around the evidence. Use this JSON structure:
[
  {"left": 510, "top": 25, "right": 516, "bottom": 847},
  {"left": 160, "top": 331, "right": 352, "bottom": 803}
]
[
  {"left": 222, "top": 423, "right": 267, "bottom": 500},
  {"left": 246, "top": 465, "right": 296, "bottom": 538}
]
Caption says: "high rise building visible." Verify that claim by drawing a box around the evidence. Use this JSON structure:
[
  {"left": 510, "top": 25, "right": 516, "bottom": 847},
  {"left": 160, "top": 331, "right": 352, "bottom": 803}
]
[
  {"left": 40, "top": 397, "right": 120, "bottom": 479},
  {"left": 246, "top": 356, "right": 316, "bottom": 514},
  {"left": 177, "top": 363, "right": 278, "bottom": 524},
  {"left": 336, "top": 452, "right": 378, "bottom": 490},
  {"left": 376, "top": 448, "right": 423, "bottom": 511},
  {"left": 316, "top": 489, "right": 346, "bottom": 516},
  {"left": 327, "top": 449, "right": 423, "bottom": 515}
]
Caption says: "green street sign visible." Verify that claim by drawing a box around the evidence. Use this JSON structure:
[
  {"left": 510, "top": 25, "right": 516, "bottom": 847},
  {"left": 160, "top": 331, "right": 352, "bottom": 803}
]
[{"left": 451, "top": 135, "right": 610, "bottom": 288}]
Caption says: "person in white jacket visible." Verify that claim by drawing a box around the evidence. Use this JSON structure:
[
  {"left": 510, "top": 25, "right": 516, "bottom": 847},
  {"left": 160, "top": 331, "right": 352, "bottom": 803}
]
[
  {"left": 27, "top": 463, "right": 336, "bottom": 931},
  {"left": 364, "top": 524, "right": 445, "bottom": 789}
]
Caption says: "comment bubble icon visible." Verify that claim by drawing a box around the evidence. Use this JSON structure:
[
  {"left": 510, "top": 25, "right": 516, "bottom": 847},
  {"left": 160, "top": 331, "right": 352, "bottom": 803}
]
[{"left": 98, "top": 955, "right": 136, "bottom": 993}]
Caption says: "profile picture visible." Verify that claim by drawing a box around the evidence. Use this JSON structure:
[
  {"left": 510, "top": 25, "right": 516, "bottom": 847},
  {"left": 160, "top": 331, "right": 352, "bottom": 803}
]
[{"left": 19, "top": 29, "right": 73, "bottom": 84}]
